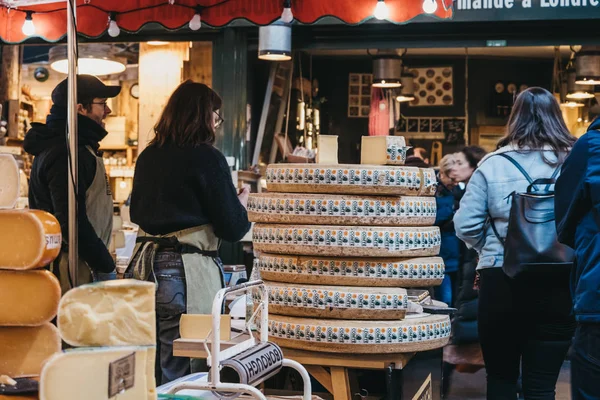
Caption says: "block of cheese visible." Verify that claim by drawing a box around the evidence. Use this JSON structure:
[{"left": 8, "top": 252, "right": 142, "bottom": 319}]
[
  {"left": 266, "top": 164, "right": 429, "bottom": 196},
  {"left": 180, "top": 314, "right": 231, "bottom": 341},
  {"left": 361, "top": 136, "right": 407, "bottom": 165},
  {"left": 248, "top": 193, "right": 436, "bottom": 226},
  {"left": 57, "top": 279, "right": 156, "bottom": 347},
  {"left": 40, "top": 346, "right": 156, "bottom": 400},
  {"left": 267, "top": 314, "right": 450, "bottom": 354},
  {"left": 419, "top": 168, "right": 437, "bottom": 196},
  {"left": 252, "top": 224, "right": 441, "bottom": 257},
  {"left": 0, "top": 154, "right": 19, "bottom": 210},
  {"left": 255, "top": 254, "right": 444, "bottom": 287},
  {"left": 316, "top": 135, "right": 338, "bottom": 164},
  {"left": 263, "top": 281, "right": 408, "bottom": 320},
  {"left": 0, "top": 210, "right": 62, "bottom": 270},
  {"left": 0, "top": 270, "right": 61, "bottom": 326},
  {"left": 0, "top": 323, "right": 61, "bottom": 377}
]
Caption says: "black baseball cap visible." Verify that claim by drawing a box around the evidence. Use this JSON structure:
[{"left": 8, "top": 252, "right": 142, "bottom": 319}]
[{"left": 52, "top": 74, "right": 121, "bottom": 106}]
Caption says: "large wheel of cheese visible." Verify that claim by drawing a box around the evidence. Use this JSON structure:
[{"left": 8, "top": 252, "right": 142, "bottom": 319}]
[
  {"left": 248, "top": 193, "right": 436, "bottom": 226},
  {"left": 265, "top": 164, "right": 437, "bottom": 196},
  {"left": 0, "top": 210, "right": 62, "bottom": 270},
  {"left": 267, "top": 314, "right": 450, "bottom": 354},
  {"left": 0, "top": 154, "right": 19, "bottom": 210},
  {"left": 253, "top": 224, "right": 440, "bottom": 257},
  {"left": 0, "top": 323, "right": 61, "bottom": 377},
  {"left": 0, "top": 270, "right": 61, "bottom": 326},
  {"left": 255, "top": 254, "right": 444, "bottom": 287},
  {"left": 263, "top": 281, "right": 408, "bottom": 320}
]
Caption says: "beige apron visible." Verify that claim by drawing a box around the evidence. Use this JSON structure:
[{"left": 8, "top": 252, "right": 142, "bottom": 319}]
[
  {"left": 54, "top": 146, "right": 113, "bottom": 293},
  {"left": 131, "top": 224, "right": 224, "bottom": 315}
]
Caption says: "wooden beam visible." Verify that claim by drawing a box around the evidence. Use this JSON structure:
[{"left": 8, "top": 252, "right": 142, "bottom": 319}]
[
  {"left": 330, "top": 367, "right": 351, "bottom": 400},
  {"left": 304, "top": 366, "right": 334, "bottom": 395}
]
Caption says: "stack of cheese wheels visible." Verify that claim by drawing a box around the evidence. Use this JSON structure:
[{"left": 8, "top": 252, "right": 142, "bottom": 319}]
[
  {"left": 0, "top": 155, "right": 62, "bottom": 385},
  {"left": 40, "top": 280, "right": 158, "bottom": 400},
  {"left": 249, "top": 135, "right": 450, "bottom": 354}
]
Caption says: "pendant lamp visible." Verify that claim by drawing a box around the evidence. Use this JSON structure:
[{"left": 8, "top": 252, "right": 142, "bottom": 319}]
[
  {"left": 396, "top": 71, "right": 415, "bottom": 102},
  {"left": 372, "top": 56, "right": 402, "bottom": 88},
  {"left": 575, "top": 46, "right": 600, "bottom": 86},
  {"left": 566, "top": 68, "right": 594, "bottom": 100},
  {"left": 50, "top": 44, "right": 126, "bottom": 76},
  {"left": 258, "top": 23, "right": 292, "bottom": 61}
]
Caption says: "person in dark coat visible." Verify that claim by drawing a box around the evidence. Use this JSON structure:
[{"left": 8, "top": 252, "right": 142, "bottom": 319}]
[{"left": 555, "top": 116, "right": 600, "bottom": 400}]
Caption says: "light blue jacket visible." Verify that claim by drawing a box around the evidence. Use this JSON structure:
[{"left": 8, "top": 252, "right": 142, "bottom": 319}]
[{"left": 454, "top": 144, "right": 562, "bottom": 270}]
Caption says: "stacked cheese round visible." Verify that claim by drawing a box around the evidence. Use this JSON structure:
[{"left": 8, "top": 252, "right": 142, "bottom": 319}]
[
  {"left": 251, "top": 154, "right": 449, "bottom": 354},
  {"left": 0, "top": 156, "right": 62, "bottom": 379}
]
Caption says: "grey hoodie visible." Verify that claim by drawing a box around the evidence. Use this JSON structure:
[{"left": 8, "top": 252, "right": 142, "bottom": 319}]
[{"left": 454, "top": 144, "right": 564, "bottom": 270}]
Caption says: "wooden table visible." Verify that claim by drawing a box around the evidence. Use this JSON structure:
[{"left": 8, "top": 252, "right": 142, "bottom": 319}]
[{"left": 174, "top": 336, "right": 441, "bottom": 400}]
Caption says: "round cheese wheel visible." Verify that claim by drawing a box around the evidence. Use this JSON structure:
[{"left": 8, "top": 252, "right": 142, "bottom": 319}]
[
  {"left": 248, "top": 193, "right": 436, "bottom": 226},
  {"left": 255, "top": 254, "right": 444, "bottom": 287},
  {"left": 0, "top": 270, "right": 61, "bottom": 326},
  {"left": 263, "top": 281, "right": 408, "bottom": 320},
  {"left": 253, "top": 224, "right": 440, "bottom": 257},
  {"left": 267, "top": 314, "right": 450, "bottom": 353},
  {"left": 0, "top": 154, "right": 19, "bottom": 210},
  {"left": 0, "top": 210, "right": 62, "bottom": 270},
  {"left": 265, "top": 164, "right": 437, "bottom": 196}
]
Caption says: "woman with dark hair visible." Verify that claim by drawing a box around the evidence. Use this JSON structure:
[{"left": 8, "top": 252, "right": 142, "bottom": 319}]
[
  {"left": 449, "top": 146, "right": 488, "bottom": 184},
  {"left": 127, "top": 80, "right": 251, "bottom": 384},
  {"left": 454, "top": 87, "right": 576, "bottom": 399}
]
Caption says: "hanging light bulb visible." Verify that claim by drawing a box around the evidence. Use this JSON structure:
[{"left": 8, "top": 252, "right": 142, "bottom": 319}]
[
  {"left": 423, "top": 0, "right": 438, "bottom": 13},
  {"left": 22, "top": 11, "right": 36, "bottom": 36},
  {"left": 281, "top": 0, "right": 294, "bottom": 23},
  {"left": 374, "top": 0, "right": 390, "bottom": 20},
  {"left": 189, "top": 6, "right": 202, "bottom": 31},
  {"left": 107, "top": 13, "right": 120, "bottom": 37}
]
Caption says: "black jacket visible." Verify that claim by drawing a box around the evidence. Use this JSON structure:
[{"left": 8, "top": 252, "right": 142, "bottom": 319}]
[
  {"left": 130, "top": 142, "right": 250, "bottom": 241},
  {"left": 555, "top": 117, "right": 600, "bottom": 323},
  {"left": 24, "top": 106, "right": 115, "bottom": 273}
]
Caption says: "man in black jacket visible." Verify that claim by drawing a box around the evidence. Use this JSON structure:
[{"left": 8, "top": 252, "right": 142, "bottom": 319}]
[{"left": 24, "top": 75, "right": 121, "bottom": 290}]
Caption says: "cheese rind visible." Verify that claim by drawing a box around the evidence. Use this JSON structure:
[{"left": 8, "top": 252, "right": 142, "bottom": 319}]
[
  {"left": 0, "top": 270, "right": 61, "bottom": 326},
  {"left": 0, "top": 154, "right": 19, "bottom": 210},
  {"left": 248, "top": 193, "right": 436, "bottom": 226},
  {"left": 0, "top": 210, "right": 62, "bottom": 270},
  {"left": 316, "top": 135, "right": 338, "bottom": 164},
  {"left": 266, "top": 164, "right": 429, "bottom": 196},
  {"left": 267, "top": 314, "right": 451, "bottom": 353},
  {"left": 57, "top": 279, "right": 156, "bottom": 347},
  {"left": 253, "top": 224, "right": 441, "bottom": 257},
  {"left": 361, "top": 136, "right": 408, "bottom": 165},
  {"left": 419, "top": 168, "right": 437, "bottom": 196},
  {"left": 0, "top": 323, "right": 61, "bottom": 378},
  {"left": 255, "top": 254, "right": 445, "bottom": 287},
  {"left": 40, "top": 346, "right": 156, "bottom": 400}
]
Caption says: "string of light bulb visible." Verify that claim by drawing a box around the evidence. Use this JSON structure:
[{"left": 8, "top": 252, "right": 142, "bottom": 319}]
[
  {"left": 373, "top": 0, "right": 442, "bottom": 20},
  {"left": 9, "top": 0, "right": 294, "bottom": 38}
]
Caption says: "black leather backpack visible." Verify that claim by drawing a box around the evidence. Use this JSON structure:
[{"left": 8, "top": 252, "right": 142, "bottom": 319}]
[{"left": 489, "top": 153, "right": 574, "bottom": 279}]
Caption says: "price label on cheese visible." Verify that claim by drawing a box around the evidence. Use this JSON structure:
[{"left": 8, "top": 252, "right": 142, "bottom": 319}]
[
  {"left": 45, "top": 234, "right": 62, "bottom": 250},
  {"left": 108, "top": 352, "right": 136, "bottom": 397}
]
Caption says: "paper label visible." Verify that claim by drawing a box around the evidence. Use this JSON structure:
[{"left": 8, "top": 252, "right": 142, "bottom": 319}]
[
  {"left": 108, "top": 352, "right": 135, "bottom": 397},
  {"left": 45, "top": 234, "right": 62, "bottom": 250}
]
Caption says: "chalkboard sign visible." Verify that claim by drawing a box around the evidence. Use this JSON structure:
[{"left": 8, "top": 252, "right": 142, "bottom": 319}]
[
  {"left": 407, "top": 118, "right": 419, "bottom": 133},
  {"left": 419, "top": 119, "right": 431, "bottom": 133},
  {"left": 431, "top": 119, "right": 443, "bottom": 133},
  {"left": 443, "top": 119, "right": 466, "bottom": 145}
]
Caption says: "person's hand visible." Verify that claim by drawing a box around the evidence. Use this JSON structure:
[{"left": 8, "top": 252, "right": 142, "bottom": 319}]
[{"left": 238, "top": 186, "right": 250, "bottom": 209}]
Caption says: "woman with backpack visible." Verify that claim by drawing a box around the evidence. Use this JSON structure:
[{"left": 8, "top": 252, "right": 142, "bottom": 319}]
[{"left": 454, "top": 87, "right": 576, "bottom": 400}]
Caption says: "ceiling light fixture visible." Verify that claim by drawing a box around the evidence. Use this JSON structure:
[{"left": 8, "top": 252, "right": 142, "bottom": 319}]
[
  {"left": 258, "top": 23, "right": 292, "bottom": 61},
  {"left": 21, "top": 11, "right": 35, "bottom": 36},
  {"left": 372, "top": 56, "right": 402, "bottom": 88},
  {"left": 147, "top": 41, "right": 169, "bottom": 46},
  {"left": 575, "top": 46, "right": 600, "bottom": 85},
  {"left": 107, "top": 13, "right": 120, "bottom": 37},
  {"left": 566, "top": 68, "right": 594, "bottom": 100},
  {"left": 374, "top": 0, "right": 390, "bottom": 20},
  {"left": 49, "top": 44, "right": 126, "bottom": 76},
  {"left": 397, "top": 71, "right": 415, "bottom": 102},
  {"left": 281, "top": 0, "right": 294, "bottom": 23},
  {"left": 189, "top": 6, "right": 202, "bottom": 30},
  {"left": 423, "top": 0, "right": 438, "bottom": 13}
]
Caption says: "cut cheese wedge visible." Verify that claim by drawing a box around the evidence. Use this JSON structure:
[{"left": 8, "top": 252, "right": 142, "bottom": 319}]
[
  {"left": 253, "top": 224, "right": 441, "bottom": 257},
  {"left": 0, "top": 270, "right": 61, "bottom": 326},
  {"left": 248, "top": 193, "right": 436, "bottom": 226},
  {"left": 57, "top": 279, "right": 156, "bottom": 347},
  {"left": 266, "top": 164, "right": 428, "bottom": 196},
  {"left": 255, "top": 254, "right": 444, "bottom": 287},
  {"left": 0, "top": 324, "right": 61, "bottom": 378},
  {"left": 0, "top": 210, "right": 62, "bottom": 270},
  {"left": 40, "top": 346, "right": 156, "bottom": 400},
  {"left": 267, "top": 314, "right": 450, "bottom": 354},
  {"left": 0, "top": 154, "right": 19, "bottom": 210},
  {"left": 316, "top": 135, "right": 338, "bottom": 164},
  {"left": 361, "top": 136, "right": 407, "bottom": 165},
  {"left": 263, "top": 281, "right": 408, "bottom": 320}
]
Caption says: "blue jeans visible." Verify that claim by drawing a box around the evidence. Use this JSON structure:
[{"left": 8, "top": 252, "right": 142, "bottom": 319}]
[
  {"left": 434, "top": 272, "right": 456, "bottom": 306},
  {"left": 571, "top": 323, "right": 600, "bottom": 400}
]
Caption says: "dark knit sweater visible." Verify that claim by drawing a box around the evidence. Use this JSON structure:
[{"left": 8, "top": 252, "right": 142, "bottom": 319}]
[{"left": 130, "top": 142, "right": 250, "bottom": 242}]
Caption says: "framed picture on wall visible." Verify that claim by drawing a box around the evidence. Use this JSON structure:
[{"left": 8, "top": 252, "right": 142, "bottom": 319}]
[
  {"left": 408, "top": 67, "right": 454, "bottom": 107},
  {"left": 348, "top": 73, "right": 372, "bottom": 118}
]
